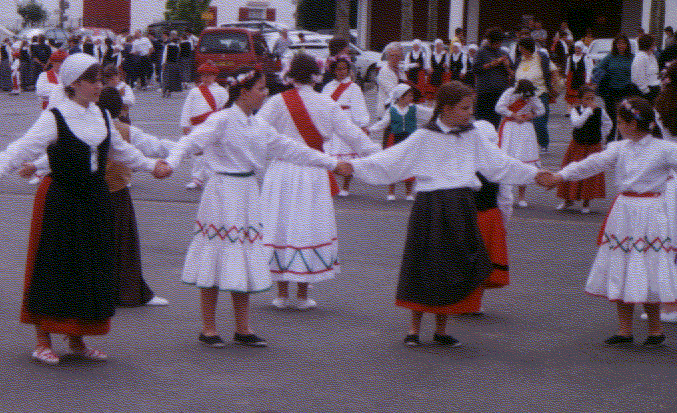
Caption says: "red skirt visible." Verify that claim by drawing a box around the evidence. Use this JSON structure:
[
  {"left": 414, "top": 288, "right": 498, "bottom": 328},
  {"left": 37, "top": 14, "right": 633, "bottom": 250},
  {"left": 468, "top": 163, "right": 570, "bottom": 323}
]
[
  {"left": 385, "top": 134, "right": 415, "bottom": 183},
  {"left": 557, "top": 141, "right": 605, "bottom": 201},
  {"left": 396, "top": 207, "right": 509, "bottom": 314},
  {"left": 20, "top": 176, "right": 111, "bottom": 336},
  {"left": 564, "top": 72, "right": 579, "bottom": 106}
]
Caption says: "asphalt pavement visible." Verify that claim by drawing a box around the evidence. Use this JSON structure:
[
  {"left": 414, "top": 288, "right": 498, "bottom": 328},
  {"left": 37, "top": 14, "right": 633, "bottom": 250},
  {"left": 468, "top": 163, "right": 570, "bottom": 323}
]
[{"left": 0, "top": 86, "right": 675, "bottom": 413}]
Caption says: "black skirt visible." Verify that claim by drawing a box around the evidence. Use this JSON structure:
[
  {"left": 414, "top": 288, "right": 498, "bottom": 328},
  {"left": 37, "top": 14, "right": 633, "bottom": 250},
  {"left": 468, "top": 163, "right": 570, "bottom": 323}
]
[
  {"left": 396, "top": 188, "right": 492, "bottom": 309},
  {"left": 162, "top": 61, "right": 183, "bottom": 93}
]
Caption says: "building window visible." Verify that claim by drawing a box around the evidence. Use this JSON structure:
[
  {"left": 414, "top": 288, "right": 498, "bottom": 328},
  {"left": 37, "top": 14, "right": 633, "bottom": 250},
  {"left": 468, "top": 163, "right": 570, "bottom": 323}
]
[{"left": 238, "top": 1, "right": 276, "bottom": 21}]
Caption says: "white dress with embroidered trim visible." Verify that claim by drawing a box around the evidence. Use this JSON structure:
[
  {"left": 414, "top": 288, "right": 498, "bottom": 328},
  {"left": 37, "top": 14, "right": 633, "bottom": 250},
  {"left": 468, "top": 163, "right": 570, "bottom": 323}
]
[
  {"left": 258, "top": 85, "right": 379, "bottom": 283},
  {"left": 495, "top": 87, "right": 545, "bottom": 164},
  {"left": 165, "top": 105, "right": 337, "bottom": 292},
  {"left": 558, "top": 136, "right": 677, "bottom": 303},
  {"left": 321, "top": 78, "right": 370, "bottom": 160}
]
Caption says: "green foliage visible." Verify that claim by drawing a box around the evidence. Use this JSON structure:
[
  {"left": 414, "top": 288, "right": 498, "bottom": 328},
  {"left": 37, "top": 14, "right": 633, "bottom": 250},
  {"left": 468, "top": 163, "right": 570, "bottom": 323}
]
[
  {"left": 16, "top": 0, "right": 48, "bottom": 27},
  {"left": 164, "top": 0, "right": 211, "bottom": 34},
  {"left": 296, "top": 0, "right": 358, "bottom": 31}
]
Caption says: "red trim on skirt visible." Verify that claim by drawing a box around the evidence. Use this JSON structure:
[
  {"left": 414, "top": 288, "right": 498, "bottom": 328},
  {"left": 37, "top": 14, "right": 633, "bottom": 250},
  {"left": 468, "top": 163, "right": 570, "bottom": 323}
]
[
  {"left": 396, "top": 207, "right": 509, "bottom": 314},
  {"left": 20, "top": 176, "right": 111, "bottom": 336}
]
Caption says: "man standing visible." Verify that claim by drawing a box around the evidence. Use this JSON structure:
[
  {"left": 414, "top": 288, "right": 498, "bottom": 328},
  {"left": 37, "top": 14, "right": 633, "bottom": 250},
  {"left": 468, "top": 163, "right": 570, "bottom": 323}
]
[
  {"left": 131, "top": 30, "right": 154, "bottom": 90},
  {"left": 473, "top": 27, "right": 513, "bottom": 128}
]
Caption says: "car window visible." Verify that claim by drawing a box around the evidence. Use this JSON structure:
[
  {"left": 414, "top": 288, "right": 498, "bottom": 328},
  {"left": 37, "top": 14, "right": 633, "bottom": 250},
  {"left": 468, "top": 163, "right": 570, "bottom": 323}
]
[
  {"left": 200, "top": 32, "right": 249, "bottom": 53},
  {"left": 589, "top": 39, "right": 612, "bottom": 55}
]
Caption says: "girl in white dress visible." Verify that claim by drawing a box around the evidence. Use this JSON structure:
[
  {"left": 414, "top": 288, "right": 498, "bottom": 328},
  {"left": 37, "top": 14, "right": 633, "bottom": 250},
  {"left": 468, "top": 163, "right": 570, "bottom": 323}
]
[
  {"left": 549, "top": 97, "right": 677, "bottom": 347},
  {"left": 258, "top": 53, "right": 379, "bottom": 310},
  {"left": 495, "top": 79, "right": 545, "bottom": 208},
  {"left": 165, "top": 67, "right": 344, "bottom": 347},
  {"left": 322, "top": 55, "right": 370, "bottom": 196}
]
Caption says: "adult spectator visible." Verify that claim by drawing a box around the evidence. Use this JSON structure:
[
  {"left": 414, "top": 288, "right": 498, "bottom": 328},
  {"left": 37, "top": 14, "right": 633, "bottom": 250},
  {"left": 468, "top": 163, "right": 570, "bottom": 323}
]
[
  {"left": 557, "top": 21, "right": 574, "bottom": 42},
  {"left": 631, "top": 34, "right": 660, "bottom": 102},
  {"left": 473, "top": 27, "right": 513, "bottom": 128},
  {"left": 131, "top": 30, "right": 154, "bottom": 90},
  {"left": 376, "top": 42, "right": 406, "bottom": 119},
  {"left": 591, "top": 33, "right": 634, "bottom": 140},
  {"left": 272, "top": 29, "right": 293, "bottom": 57},
  {"left": 659, "top": 37, "right": 677, "bottom": 70},
  {"left": 150, "top": 32, "right": 164, "bottom": 87},
  {"left": 514, "top": 36, "right": 557, "bottom": 152},
  {"left": 67, "top": 36, "right": 81, "bottom": 55},
  {"left": 179, "top": 33, "right": 193, "bottom": 87},
  {"left": 404, "top": 39, "right": 428, "bottom": 84},
  {"left": 530, "top": 21, "right": 548, "bottom": 48},
  {"left": 30, "top": 35, "right": 51, "bottom": 88},
  {"left": 0, "top": 37, "right": 12, "bottom": 91}
]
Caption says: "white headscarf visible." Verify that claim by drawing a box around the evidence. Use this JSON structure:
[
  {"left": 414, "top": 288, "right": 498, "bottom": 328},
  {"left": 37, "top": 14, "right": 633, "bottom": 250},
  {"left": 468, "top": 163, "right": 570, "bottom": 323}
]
[
  {"left": 574, "top": 40, "right": 588, "bottom": 54},
  {"left": 389, "top": 83, "right": 411, "bottom": 105},
  {"left": 59, "top": 53, "right": 99, "bottom": 87}
]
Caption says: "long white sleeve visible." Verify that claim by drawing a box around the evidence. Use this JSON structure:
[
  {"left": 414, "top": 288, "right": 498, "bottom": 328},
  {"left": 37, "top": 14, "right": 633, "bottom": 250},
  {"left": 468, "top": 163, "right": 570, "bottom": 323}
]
[
  {"left": 351, "top": 132, "right": 422, "bottom": 185},
  {"left": 108, "top": 122, "right": 157, "bottom": 172},
  {"left": 600, "top": 107, "right": 613, "bottom": 143},
  {"left": 129, "top": 125, "right": 175, "bottom": 158},
  {"left": 179, "top": 89, "right": 196, "bottom": 128},
  {"left": 166, "top": 113, "right": 219, "bottom": 170},
  {"left": 475, "top": 122, "right": 538, "bottom": 185},
  {"left": 0, "top": 111, "right": 57, "bottom": 176},
  {"left": 331, "top": 105, "right": 380, "bottom": 156},
  {"left": 531, "top": 95, "right": 546, "bottom": 117},
  {"left": 559, "top": 142, "right": 620, "bottom": 181},
  {"left": 349, "top": 85, "right": 370, "bottom": 128},
  {"left": 495, "top": 88, "right": 516, "bottom": 117},
  {"left": 570, "top": 106, "right": 594, "bottom": 128},
  {"left": 264, "top": 125, "right": 337, "bottom": 170},
  {"left": 368, "top": 111, "right": 391, "bottom": 135},
  {"left": 631, "top": 52, "right": 651, "bottom": 94}
]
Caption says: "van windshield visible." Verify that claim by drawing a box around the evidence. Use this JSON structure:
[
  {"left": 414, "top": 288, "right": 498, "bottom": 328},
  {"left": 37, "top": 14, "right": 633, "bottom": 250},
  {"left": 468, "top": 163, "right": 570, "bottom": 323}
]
[{"left": 200, "top": 32, "right": 249, "bottom": 53}]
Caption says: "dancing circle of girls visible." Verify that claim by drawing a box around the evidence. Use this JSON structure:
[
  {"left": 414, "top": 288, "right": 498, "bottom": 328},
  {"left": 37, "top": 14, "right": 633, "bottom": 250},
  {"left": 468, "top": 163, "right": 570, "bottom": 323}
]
[{"left": 3, "top": 51, "right": 677, "bottom": 366}]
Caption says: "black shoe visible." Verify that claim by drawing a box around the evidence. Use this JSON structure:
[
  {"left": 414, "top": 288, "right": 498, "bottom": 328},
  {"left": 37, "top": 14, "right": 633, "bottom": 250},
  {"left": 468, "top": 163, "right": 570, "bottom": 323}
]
[
  {"left": 433, "top": 333, "right": 461, "bottom": 347},
  {"left": 233, "top": 333, "right": 267, "bottom": 347},
  {"left": 199, "top": 333, "right": 225, "bottom": 348},
  {"left": 404, "top": 334, "right": 421, "bottom": 347},
  {"left": 643, "top": 334, "right": 666, "bottom": 346},
  {"left": 603, "top": 334, "right": 634, "bottom": 345}
]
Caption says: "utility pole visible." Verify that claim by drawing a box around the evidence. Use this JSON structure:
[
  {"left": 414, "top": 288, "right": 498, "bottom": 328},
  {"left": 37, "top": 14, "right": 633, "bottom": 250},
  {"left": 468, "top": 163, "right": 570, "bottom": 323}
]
[
  {"left": 58, "top": 0, "right": 69, "bottom": 28},
  {"left": 649, "top": 0, "right": 666, "bottom": 48},
  {"left": 335, "top": 0, "right": 351, "bottom": 39}
]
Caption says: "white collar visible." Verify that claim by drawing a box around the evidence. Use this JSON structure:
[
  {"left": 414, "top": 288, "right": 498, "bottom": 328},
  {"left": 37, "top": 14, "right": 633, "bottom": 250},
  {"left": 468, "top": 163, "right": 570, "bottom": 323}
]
[
  {"left": 233, "top": 104, "right": 253, "bottom": 126},
  {"left": 59, "top": 98, "right": 100, "bottom": 117}
]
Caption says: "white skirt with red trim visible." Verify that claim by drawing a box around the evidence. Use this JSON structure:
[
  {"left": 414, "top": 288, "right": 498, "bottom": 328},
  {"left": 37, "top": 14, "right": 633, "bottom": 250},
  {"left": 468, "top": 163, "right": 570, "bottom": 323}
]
[
  {"left": 498, "top": 119, "right": 540, "bottom": 164},
  {"left": 181, "top": 174, "right": 272, "bottom": 293},
  {"left": 260, "top": 159, "right": 340, "bottom": 283},
  {"left": 586, "top": 193, "right": 677, "bottom": 303},
  {"left": 325, "top": 133, "right": 361, "bottom": 161}
]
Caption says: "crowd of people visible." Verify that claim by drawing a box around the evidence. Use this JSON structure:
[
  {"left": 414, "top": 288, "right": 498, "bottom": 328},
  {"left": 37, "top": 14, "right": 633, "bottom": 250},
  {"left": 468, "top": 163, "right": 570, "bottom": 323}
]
[{"left": 1, "top": 18, "right": 677, "bottom": 366}]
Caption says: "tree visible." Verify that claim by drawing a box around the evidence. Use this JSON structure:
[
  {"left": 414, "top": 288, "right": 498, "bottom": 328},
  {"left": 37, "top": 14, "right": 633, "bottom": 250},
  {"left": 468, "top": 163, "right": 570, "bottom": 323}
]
[
  {"left": 165, "top": 0, "right": 211, "bottom": 34},
  {"left": 16, "top": 0, "right": 48, "bottom": 28}
]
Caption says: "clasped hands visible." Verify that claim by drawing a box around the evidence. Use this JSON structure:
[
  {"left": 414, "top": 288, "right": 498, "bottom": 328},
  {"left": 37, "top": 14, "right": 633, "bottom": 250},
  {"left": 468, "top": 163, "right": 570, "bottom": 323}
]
[
  {"left": 535, "top": 169, "right": 564, "bottom": 189},
  {"left": 153, "top": 160, "right": 173, "bottom": 179}
]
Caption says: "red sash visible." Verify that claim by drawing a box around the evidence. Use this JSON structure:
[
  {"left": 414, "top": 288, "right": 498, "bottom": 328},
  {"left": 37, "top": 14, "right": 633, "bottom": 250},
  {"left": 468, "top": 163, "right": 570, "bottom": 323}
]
[
  {"left": 281, "top": 88, "right": 339, "bottom": 196},
  {"left": 331, "top": 81, "right": 351, "bottom": 102},
  {"left": 190, "top": 84, "right": 218, "bottom": 126},
  {"left": 498, "top": 99, "right": 529, "bottom": 147},
  {"left": 508, "top": 98, "right": 527, "bottom": 114},
  {"left": 46, "top": 70, "right": 58, "bottom": 84}
]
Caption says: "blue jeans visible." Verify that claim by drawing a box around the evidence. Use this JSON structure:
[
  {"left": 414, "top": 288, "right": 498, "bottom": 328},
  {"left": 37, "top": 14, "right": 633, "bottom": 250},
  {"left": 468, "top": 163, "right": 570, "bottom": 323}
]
[{"left": 533, "top": 93, "right": 550, "bottom": 148}]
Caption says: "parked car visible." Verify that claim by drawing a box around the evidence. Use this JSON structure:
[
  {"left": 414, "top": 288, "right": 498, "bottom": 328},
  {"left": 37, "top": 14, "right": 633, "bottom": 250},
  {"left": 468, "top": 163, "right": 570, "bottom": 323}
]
[
  {"left": 147, "top": 20, "right": 192, "bottom": 38},
  {"left": 587, "top": 37, "right": 639, "bottom": 66},
  {"left": 73, "top": 27, "right": 116, "bottom": 44},
  {"left": 16, "top": 27, "right": 69, "bottom": 47},
  {"left": 195, "top": 27, "right": 283, "bottom": 92}
]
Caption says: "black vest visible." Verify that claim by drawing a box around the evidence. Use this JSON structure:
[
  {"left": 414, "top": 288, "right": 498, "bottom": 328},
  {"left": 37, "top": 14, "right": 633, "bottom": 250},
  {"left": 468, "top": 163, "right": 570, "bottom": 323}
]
[
  {"left": 448, "top": 53, "right": 464, "bottom": 80},
  {"left": 406, "top": 51, "right": 425, "bottom": 83},
  {"left": 569, "top": 55, "right": 588, "bottom": 91},
  {"left": 572, "top": 106, "right": 603, "bottom": 145},
  {"left": 179, "top": 41, "right": 192, "bottom": 59},
  {"left": 0, "top": 45, "right": 8, "bottom": 61},
  {"left": 165, "top": 43, "right": 180, "bottom": 62}
]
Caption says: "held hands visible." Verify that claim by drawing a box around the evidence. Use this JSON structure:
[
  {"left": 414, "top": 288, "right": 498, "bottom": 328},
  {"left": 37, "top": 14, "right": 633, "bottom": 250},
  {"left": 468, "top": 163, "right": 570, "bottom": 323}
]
[
  {"left": 534, "top": 170, "right": 564, "bottom": 189},
  {"left": 334, "top": 161, "right": 354, "bottom": 177},
  {"left": 153, "top": 159, "right": 172, "bottom": 179},
  {"left": 18, "top": 162, "right": 37, "bottom": 178}
]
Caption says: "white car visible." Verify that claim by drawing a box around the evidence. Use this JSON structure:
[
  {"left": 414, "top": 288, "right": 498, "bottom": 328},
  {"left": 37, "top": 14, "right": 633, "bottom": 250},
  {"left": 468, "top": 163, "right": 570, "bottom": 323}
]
[{"left": 587, "top": 38, "right": 639, "bottom": 66}]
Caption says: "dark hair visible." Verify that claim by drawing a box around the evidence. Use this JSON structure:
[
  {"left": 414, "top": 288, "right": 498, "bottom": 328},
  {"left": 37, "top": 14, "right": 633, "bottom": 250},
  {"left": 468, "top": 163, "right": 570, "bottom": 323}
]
[
  {"left": 485, "top": 27, "right": 504, "bottom": 45},
  {"left": 517, "top": 37, "right": 536, "bottom": 54},
  {"left": 666, "top": 26, "right": 674, "bottom": 34},
  {"left": 64, "top": 63, "right": 102, "bottom": 98},
  {"left": 431, "top": 81, "right": 475, "bottom": 121},
  {"left": 577, "top": 84, "right": 595, "bottom": 98},
  {"left": 637, "top": 34, "right": 654, "bottom": 51},
  {"left": 97, "top": 86, "right": 123, "bottom": 118},
  {"left": 285, "top": 53, "right": 320, "bottom": 84},
  {"left": 616, "top": 96, "right": 655, "bottom": 132},
  {"left": 515, "top": 79, "right": 536, "bottom": 97},
  {"left": 611, "top": 33, "right": 632, "bottom": 56},
  {"left": 328, "top": 55, "right": 351, "bottom": 75},
  {"left": 225, "top": 67, "right": 264, "bottom": 108},
  {"left": 328, "top": 37, "right": 349, "bottom": 56},
  {"left": 102, "top": 63, "right": 119, "bottom": 79},
  {"left": 655, "top": 63, "right": 677, "bottom": 136},
  {"left": 455, "top": 27, "right": 465, "bottom": 35}
]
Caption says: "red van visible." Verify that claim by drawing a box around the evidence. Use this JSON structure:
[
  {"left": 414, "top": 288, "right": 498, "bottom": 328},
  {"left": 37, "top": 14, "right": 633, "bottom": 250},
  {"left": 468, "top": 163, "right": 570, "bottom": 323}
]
[{"left": 195, "top": 27, "right": 282, "bottom": 91}]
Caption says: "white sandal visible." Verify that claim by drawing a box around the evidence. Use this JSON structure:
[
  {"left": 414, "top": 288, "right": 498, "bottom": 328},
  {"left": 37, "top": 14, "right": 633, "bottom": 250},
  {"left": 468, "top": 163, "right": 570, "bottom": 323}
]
[
  {"left": 71, "top": 346, "right": 108, "bottom": 361},
  {"left": 32, "top": 347, "right": 60, "bottom": 365}
]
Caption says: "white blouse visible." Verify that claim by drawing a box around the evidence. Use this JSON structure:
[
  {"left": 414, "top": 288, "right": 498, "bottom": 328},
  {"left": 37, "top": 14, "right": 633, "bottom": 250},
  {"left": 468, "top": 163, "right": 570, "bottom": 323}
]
[
  {"left": 166, "top": 105, "right": 338, "bottom": 174},
  {"left": 570, "top": 105, "right": 613, "bottom": 139},
  {"left": 631, "top": 50, "right": 660, "bottom": 94},
  {"left": 495, "top": 88, "right": 546, "bottom": 118},
  {"left": 375, "top": 65, "right": 405, "bottom": 118},
  {"left": 0, "top": 99, "right": 157, "bottom": 176},
  {"left": 179, "top": 83, "right": 230, "bottom": 129},
  {"left": 35, "top": 71, "right": 59, "bottom": 100},
  {"left": 559, "top": 136, "right": 677, "bottom": 193},
  {"left": 351, "top": 119, "right": 539, "bottom": 192},
  {"left": 321, "top": 79, "right": 370, "bottom": 128},
  {"left": 116, "top": 81, "right": 135, "bottom": 107},
  {"left": 368, "top": 103, "right": 433, "bottom": 135},
  {"left": 258, "top": 84, "right": 380, "bottom": 156}
]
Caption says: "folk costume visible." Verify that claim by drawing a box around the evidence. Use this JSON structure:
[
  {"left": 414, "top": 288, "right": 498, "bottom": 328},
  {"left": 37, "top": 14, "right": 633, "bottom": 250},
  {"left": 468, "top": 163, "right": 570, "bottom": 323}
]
[
  {"left": 557, "top": 105, "right": 612, "bottom": 203},
  {"left": 404, "top": 40, "right": 427, "bottom": 85},
  {"left": 179, "top": 63, "right": 228, "bottom": 187},
  {"left": 0, "top": 41, "right": 12, "bottom": 91},
  {"left": 429, "top": 48, "right": 448, "bottom": 88},
  {"left": 258, "top": 84, "right": 379, "bottom": 283},
  {"left": 322, "top": 77, "right": 370, "bottom": 160},
  {"left": 564, "top": 43, "right": 593, "bottom": 105},
  {"left": 35, "top": 49, "right": 67, "bottom": 110},
  {"left": 448, "top": 45, "right": 466, "bottom": 81},
  {"left": 166, "top": 105, "right": 338, "bottom": 292},
  {"left": 558, "top": 136, "right": 677, "bottom": 304},
  {"left": 0, "top": 54, "right": 159, "bottom": 336},
  {"left": 376, "top": 63, "right": 405, "bottom": 119},
  {"left": 161, "top": 40, "right": 183, "bottom": 96},
  {"left": 495, "top": 86, "right": 545, "bottom": 165},
  {"left": 10, "top": 50, "right": 21, "bottom": 95},
  {"left": 350, "top": 120, "right": 538, "bottom": 313},
  {"left": 368, "top": 85, "right": 433, "bottom": 148}
]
